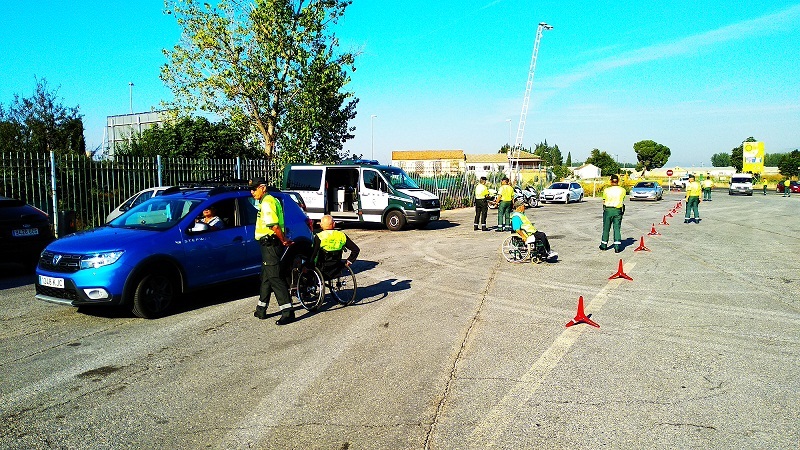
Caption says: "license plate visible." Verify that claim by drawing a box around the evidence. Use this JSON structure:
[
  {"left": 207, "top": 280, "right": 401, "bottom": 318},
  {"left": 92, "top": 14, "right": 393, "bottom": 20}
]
[
  {"left": 12, "top": 228, "right": 39, "bottom": 237},
  {"left": 39, "top": 275, "right": 65, "bottom": 289}
]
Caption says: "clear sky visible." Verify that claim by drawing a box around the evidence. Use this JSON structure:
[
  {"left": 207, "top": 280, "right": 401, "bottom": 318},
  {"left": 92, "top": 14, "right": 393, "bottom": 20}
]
[{"left": 2, "top": 1, "right": 799, "bottom": 168}]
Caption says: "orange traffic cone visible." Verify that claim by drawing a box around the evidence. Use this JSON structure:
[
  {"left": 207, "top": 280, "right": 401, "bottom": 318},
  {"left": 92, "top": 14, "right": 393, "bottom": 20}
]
[
  {"left": 565, "top": 296, "right": 600, "bottom": 328},
  {"left": 660, "top": 215, "right": 670, "bottom": 225},
  {"left": 634, "top": 236, "right": 650, "bottom": 252},
  {"left": 609, "top": 259, "right": 633, "bottom": 281},
  {"left": 648, "top": 224, "right": 661, "bottom": 236},
  {"left": 667, "top": 211, "right": 674, "bottom": 218}
]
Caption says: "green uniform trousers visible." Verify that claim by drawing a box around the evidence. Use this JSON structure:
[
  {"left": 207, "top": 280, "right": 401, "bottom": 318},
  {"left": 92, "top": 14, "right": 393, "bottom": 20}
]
[
  {"left": 601, "top": 206, "right": 623, "bottom": 246},
  {"left": 498, "top": 200, "right": 512, "bottom": 229},
  {"left": 685, "top": 196, "right": 700, "bottom": 219}
]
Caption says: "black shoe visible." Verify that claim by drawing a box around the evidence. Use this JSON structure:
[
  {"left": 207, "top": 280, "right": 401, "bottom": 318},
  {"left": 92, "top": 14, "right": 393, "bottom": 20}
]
[
  {"left": 614, "top": 245, "right": 621, "bottom": 253},
  {"left": 695, "top": 218, "right": 701, "bottom": 223},
  {"left": 481, "top": 227, "right": 489, "bottom": 231},
  {"left": 275, "top": 314, "right": 296, "bottom": 325},
  {"left": 495, "top": 228, "right": 504, "bottom": 232},
  {"left": 474, "top": 226, "right": 479, "bottom": 231},
  {"left": 684, "top": 219, "right": 690, "bottom": 224},
  {"left": 599, "top": 244, "right": 607, "bottom": 251},
  {"left": 254, "top": 307, "right": 267, "bottom": 320}
]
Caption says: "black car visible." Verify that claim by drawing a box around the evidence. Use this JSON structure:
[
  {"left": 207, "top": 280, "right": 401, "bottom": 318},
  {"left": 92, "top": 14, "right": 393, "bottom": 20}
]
[{"left": 0, "top": 196, "right": 54, "bottom": 269}]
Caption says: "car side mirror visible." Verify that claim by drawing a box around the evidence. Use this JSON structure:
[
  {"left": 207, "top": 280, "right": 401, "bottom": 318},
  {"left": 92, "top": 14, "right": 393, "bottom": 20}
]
[{"left": 188, "top": 222, "right": 210, "bottom": 234}]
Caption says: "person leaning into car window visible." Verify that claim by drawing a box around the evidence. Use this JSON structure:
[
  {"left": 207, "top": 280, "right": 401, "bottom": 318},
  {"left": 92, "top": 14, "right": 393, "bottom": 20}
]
[
  {"left": 250, "top": 177, "right": 296, "bottom": 325},
  {"left": 196, "top": 206, "right": 224, "bottom": 229}
]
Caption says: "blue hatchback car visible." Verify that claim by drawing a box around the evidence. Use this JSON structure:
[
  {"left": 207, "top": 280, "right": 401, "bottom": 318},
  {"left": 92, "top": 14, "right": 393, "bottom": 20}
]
[{"left": 35, "top": 185, "right": 313, "bottom": 318}]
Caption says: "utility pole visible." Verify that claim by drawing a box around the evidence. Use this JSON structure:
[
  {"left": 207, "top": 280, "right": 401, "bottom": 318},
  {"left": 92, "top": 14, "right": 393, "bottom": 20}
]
[
  {"left": 510, "top": 22, "right": 553, "bottom": 184},
  {"left": 129, "top": 82, "right": 134, "bottom": 114}
]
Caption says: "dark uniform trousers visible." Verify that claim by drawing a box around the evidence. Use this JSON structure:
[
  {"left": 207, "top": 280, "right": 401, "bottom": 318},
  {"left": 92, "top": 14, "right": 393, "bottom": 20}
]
[
  {"left": 259, "top": 237, "right": 292, "bottom": 318},
  {"left": 474, "top": 199, "right": 488, "bottom": 228}
]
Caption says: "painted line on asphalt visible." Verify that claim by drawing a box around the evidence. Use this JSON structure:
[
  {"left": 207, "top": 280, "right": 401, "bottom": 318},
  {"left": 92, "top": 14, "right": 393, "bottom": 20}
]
[{"left": 469, "top": 261, "right": 636, "bottom": 446}]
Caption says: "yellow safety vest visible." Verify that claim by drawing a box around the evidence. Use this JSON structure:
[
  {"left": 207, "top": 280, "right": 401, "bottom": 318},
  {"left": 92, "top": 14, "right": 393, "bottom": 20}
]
[
  {"left": 686, "top": 181, "right": 702, "bottom": 197},
  {"left": 511, "top": 211, "right": 537, "bottom": 234},
  {"left": 475, "top": 183, "right": 489, "bottom": 199},
  {"left": 602, "top": 185, "right": 626, "bottom": 208},
  {"left": 786, "top": 180, "right": 791, "bottom": 187},
  {"left": 255, "top": 195, "right": 284, "bottom": 240},
  {"left": 499, "top": 184, "right": 514, "bottom": 201},
  {"left": 702, "top": 179, "right": 713, "bottom": 188},
  {"left": 317, "top": 229, "right": 347, "bottom": 252}
]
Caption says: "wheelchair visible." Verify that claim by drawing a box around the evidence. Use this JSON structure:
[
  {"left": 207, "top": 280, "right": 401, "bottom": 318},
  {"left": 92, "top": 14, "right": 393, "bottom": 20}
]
[
  {"left": 293, "top": 255, "right": 358, "bottom": 311},
  {"left": 501, "top": 233, "right": 548, "bottom": 264}
]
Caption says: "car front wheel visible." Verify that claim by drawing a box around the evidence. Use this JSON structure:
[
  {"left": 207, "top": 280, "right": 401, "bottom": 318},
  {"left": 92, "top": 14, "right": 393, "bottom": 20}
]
[{"left": 131, "top": 271, "right": 176, "bottom": 319}]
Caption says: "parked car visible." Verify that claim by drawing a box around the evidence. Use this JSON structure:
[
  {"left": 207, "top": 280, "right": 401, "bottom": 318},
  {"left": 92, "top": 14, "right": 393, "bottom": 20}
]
[
  {"left": 36, "top": 185, "right": 313, "bottom": 318},
  {"left": 672, "top": 175, "right": 690, "bottom": 189},
  {"left": 540, "top": 182, "right": 584, "bottom": 204},
  {"left": 629, "top": 181, "right": 664, "bottom": 201},
  {"left": 776, "top": 180, "right": 800, "bottom": 194},
  {"left": 106, "top": 186, "right": 173, "bottom": 222},
  {"left": 0, "top": 196, "right": 54, "bottom": 269}
]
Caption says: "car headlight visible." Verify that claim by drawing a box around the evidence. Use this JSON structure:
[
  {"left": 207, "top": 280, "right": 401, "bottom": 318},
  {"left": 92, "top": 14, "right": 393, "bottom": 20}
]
[{"left": 80, "top": 251, "right": 125, "bottom": 269}]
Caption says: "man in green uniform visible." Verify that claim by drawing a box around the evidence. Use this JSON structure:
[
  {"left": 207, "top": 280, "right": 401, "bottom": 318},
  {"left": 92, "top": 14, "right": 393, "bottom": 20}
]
[
  {"left": 763, "top": 178, "right": 768, "bottom": 195},
  {"left": 474, "top": 176, "right": 489, "bottom": 231},
  {"left": 783, "top": 179, "right": 791, "bottom": 197},
  {"left": 250, "top": 177, "right": 296, "bottom": 325},
  {"left": 684, "top": 174, "right": 702, "bottom": 223},
  {"left": 600, "top": 174, "right": 626, "bottom": 253},
  {"left": 702, "top": 175, "right": 713, "bottom": 201},
  {"left": 496, "top": 177, "right": 515, "bottom": 232}
]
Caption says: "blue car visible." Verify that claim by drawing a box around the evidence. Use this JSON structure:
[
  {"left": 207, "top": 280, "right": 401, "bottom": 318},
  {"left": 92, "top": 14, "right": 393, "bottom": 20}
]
[{"left": 35, "top": 185, "right": 313, "bottom": 318}]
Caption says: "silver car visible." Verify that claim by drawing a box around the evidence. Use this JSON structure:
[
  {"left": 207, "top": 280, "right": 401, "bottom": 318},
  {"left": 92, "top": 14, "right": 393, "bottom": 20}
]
[
  {"left": 106, "top": 186, "right": 173, "bottom": 222},
  {"left": 629, "top": 181, "right": 663, "bottom": 201}
]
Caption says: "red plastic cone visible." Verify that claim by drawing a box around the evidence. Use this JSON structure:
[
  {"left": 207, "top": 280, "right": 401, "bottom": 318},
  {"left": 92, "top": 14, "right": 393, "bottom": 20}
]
[
  {"left": 660, "top": 215, "right": 670, "bottom": 225},
  {"left": 667, "top": 211, "right": 674, "bottom": 217},
  {"left": 648, "top": 224, "right": 661, "bottom": 236},
  {"left": 676, "top": 201, "right": 682, "bottom": 208},
  {"left": 609, "top": 259, "right": 633, "bottom": 281},
  {"left": 565, "top": 296, "right": 600, "bottom": 328},
  {"left": 634, "top": 236, "right": 650, "bottom": 252},
  {"left": 671, "top": 208, "right": 677, "bottom": 214}
]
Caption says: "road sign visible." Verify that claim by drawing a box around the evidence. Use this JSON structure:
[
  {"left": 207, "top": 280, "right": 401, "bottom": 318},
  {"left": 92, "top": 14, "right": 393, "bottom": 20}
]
[{"left": 666, "top": 169, "right": 673, "bottom": 176}]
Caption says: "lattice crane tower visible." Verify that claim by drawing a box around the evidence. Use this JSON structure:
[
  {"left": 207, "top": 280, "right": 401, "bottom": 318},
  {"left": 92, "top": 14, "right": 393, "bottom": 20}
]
[{"left": 511, "top": 22, "right": 553, "bottom": 184}]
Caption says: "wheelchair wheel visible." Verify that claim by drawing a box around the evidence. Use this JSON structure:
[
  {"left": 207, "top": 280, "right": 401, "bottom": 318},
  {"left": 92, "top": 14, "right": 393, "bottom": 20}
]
[
  {"left": 327, "top": 264, "right": 357, "bottom": 306},
  {"left": 295, "top": 266, "right": 325, "bottom": 310},
  {"left": 501, "top": 235, "right": 529, "bottom": 263}
]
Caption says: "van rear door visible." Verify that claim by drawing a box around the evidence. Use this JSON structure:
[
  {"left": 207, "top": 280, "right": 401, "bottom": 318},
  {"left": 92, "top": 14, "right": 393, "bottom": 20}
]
[{"left": 285, "top": 167, "right": 325, "bottom": 219}]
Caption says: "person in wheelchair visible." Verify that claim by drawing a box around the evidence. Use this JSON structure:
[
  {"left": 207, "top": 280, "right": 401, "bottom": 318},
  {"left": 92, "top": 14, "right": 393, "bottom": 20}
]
[
  {"left": 309, "top": 215, "right": 360, "bottom": 278},
  {"left": 511, "top": 199, "right": 558, "bottom": 261}
]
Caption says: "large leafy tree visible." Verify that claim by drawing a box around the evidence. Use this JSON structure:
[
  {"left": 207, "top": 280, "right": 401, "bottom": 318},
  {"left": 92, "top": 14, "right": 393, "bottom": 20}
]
[
  {"left": 161, "top": 0, "right": 358, "bottom": 161},
  {"left": 633, "top": 139, "right": 670, "bottom": 176},
  {"left": 0, "top": 78, "right": 85, "bottom": 155},
  {"left": 585, "top": 149, "right": 620, "bottom": 176},
  {"left": 730, "top": 137, "right": 756, "bottom": 172},
  {"left": 115, "top": 116, "right": 261, "bottom": 158},
  {"left": 710, "top": 152, "right": 731, "bottom": 167},
  {"left": 777, "top": 150, "right": 800, "bottom": 178}
]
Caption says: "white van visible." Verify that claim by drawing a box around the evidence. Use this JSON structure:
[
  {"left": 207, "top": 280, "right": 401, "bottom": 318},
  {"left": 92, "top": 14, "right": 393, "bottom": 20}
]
[
  {"left": 281, "top": 162, "right": 440, "bottom": 231},
  {"left": 729, "top": 174, "right": 753, "bottom": 196}
]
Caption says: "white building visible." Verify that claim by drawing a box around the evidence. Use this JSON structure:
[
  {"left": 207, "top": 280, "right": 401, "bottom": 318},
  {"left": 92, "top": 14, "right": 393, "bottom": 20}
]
[{"left": 571, "top": 163, "right": 601, "bottom": 179}]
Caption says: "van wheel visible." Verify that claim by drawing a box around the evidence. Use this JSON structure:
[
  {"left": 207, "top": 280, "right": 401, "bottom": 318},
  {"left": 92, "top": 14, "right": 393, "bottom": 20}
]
[
  {"left": 131, "top": 271, "right": 176, "bottom": 319},
  {"left": 385, "top": 210, "right": 406, "bottom": 231}
]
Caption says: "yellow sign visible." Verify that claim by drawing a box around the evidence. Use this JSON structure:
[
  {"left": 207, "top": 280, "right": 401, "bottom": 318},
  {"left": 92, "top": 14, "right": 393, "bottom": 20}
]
[{"left": 742, "top": 141, "right": 765, "bottom": 174}]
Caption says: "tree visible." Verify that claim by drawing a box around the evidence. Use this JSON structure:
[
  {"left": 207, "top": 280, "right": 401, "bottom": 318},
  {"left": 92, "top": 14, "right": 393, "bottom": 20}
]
[
  {"left": 730, "top": 137, "right": 755, "bottom": 172},
  {"left": 498, "top": 144, "right": 511, "bottom": 154},
  {"left": 777, "top": 150, "right": 800, "bottom": 178},
  {"left": 162, "top": 0, "right": 358, "bottom": 160},
  {"left": 633, "top": 139, "right": 670, "bottom": 176},
  {"left": 565, "top": 152, "right": 572, "bottom": 167},
  {"left": 585, "top": 149, "right": 620, "bottom": 176},
  {"left": 764, "top": 152, "right": 786, "bottom": 166},
  {"left": 710, "top": 152, "right": 731, "bottom": 167},
  {"left": 0, "top": 78, "right": 85, "bottom": 155},
  {"left": 115, "top": 116, "right": 261, "bottom": 158}
]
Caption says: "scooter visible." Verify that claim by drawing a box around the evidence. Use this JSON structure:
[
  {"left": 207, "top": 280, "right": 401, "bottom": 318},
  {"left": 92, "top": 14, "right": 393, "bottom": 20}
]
[{"left": 514, "top": 186, "right": 539, "bottom": 208}]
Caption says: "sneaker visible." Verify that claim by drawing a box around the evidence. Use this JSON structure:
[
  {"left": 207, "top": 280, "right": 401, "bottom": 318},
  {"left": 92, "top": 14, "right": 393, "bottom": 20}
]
[{"left": 547, "top": 251, "right": 558, "bottom": 259}]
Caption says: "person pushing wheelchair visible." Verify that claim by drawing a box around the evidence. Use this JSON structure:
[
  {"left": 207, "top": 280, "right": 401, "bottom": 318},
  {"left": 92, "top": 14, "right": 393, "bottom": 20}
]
[{"left": 511, "top": 198, "right": 558, "bottom": 261}]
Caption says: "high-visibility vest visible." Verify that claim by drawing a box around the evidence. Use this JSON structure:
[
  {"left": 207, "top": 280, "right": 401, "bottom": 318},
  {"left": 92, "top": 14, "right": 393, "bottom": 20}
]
[
  {"left": 255, "top": 195, "right": 284, "bottom": 240},
  {"left": 511, "top": 211, "right": 537, "bottom": 234},
  {"left": 686, "top": 181, "right": 702, "bottom": 197},
  {"left": 702, "top": 179, "right": 713, "bottom": 188},
  {"left": 317, "top": 229, "right": 347, "bottom": 252},
  {"left": 602, "top": 185, "right": 626, "bottom": 208},
  {"left": 475, "top": 183, "right": 489, "bottom": 199},
  {"left": 499, "top": 184, "right": 514, "bottom": 201}
]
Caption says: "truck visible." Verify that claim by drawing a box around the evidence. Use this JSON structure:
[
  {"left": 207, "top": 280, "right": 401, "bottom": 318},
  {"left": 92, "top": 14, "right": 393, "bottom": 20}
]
[
  {"left": 729, "top": 173, "right": 753, "bottom": 196},
  {"left": 281, "top": 162, "right": 440, "bottom": 231}
]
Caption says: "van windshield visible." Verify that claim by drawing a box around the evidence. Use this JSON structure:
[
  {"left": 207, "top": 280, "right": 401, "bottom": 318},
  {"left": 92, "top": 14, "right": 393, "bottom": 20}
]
[
  {"left": 380, "top": 167, "right": 420, "bottom": 189},
  {"left": 731, "top": 177, "right": 751, "bottom": 184}
]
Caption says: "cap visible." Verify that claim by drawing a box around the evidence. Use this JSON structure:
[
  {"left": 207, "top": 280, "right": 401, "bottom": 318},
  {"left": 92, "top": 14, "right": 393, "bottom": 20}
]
[
  {"left": 248, "top": 176, "right": 266, "bottom": 189},
  {"left": 513, "top": 198, "right": 526, "bottom": 208}
]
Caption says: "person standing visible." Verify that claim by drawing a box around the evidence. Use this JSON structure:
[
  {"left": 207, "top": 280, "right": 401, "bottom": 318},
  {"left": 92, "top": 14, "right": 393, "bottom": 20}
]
[
  {"left": 474, "top": 176, "right": 489, "bottom": 231},
  {"left": 763, "top": 178, "right": 768, "bottom": 195},
  {"left": 496, "top": 177, "right": 515, "bottom": 232},
  {"left": 600, "top": 174, "right": 626, "bottom": 253},
  {"left": 684, "top": 174, "right": 702, "bottom": 223},
  {"left": 250, "top": 177, "right": 295, "bottom": 325},
  {"left": 783, "top": 179, "right": 791, "bottom": 197},
  {"left": 702, "top": 175, "right": 713, "bottom": 201}
]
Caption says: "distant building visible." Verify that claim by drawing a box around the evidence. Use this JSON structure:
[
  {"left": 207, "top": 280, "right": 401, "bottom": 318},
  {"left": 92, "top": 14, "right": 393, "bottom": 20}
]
[
  {"left": 391, "top": 150, "right": 466, "bottom": 176},
  {"left": 570, "top": 163, "right": 601, "bottom": 179},
  {"left": 105, "top": 111, "right": 168, "bottom": 157},
  {"left": 467, "top": 151, "right": 544, "bottom": 181}
]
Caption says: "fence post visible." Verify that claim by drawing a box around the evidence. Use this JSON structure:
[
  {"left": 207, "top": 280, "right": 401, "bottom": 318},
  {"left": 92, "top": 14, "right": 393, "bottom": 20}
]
[
  {"left": 157, "top": 155, "right": 163, "bottom": 186},
  {"left": 236, "top": 156, "right": 242, "bottom": 179},
  {"left": 50, "top": 151, "right": 60, "bottom": 237}
]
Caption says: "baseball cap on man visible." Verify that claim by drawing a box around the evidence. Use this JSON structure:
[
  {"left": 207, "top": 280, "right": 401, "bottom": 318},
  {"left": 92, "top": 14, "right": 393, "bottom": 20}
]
[
  {"left": 248, "top": 176, "right": 267, "bottom": 189},
  {"left": 513, "top": 198, "right": 526, "bottom": 209}
]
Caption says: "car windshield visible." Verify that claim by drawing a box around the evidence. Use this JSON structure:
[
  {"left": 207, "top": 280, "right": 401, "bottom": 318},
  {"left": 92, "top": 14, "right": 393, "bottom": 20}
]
[
  {"left": 379, "top": 167, "right": 420, "bottom": 189},
  {"left": 731, "top": 177, "right": 751, "bottom": 184},
  {"left": 635, "top": 182, "right": 656, "bottom": 188},
  {"left": 108, "top": 197, "right": 203, "bottom": 230},
  {"left": 548, "top": 183, "right": 569, "bottom": 190}
]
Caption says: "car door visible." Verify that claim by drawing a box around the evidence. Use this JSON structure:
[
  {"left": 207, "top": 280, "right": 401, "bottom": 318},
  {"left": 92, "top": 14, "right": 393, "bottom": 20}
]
[
  {"left": 361, "top": 169, "right": 389, "bottom": 223},
  {"left": 570, "top": 182, "right": 581, "bottom": 201}
]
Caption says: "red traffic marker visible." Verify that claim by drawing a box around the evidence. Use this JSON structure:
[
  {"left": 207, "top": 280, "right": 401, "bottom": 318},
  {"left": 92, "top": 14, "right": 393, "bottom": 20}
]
[
  {"left": 565, "top": 296, "right": 599, "bottom": 328},
  {"left": 660, "top": 215, "right": 670, "bottom": 225},
  {"left": 666, "top": 211, "right": 674, "bottom": 218},
  {"left": 671, "top": 208, "right": 678, "bottom": 214},
  {"left": 676, "top": 201, "right": 682, "bottom": 208},
  {"left": 609, "top": 259, "right": 633, "bottom": 281},
  {"left": 648, "top": 224, "right": 661, "bottom": 236},
  {"left": 634, "top": 236, "right": 650, "bottom": 252}
]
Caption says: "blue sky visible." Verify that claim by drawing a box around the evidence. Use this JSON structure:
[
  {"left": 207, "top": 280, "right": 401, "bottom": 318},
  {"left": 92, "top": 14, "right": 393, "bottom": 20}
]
[{"left": 2, "top": 1, "right": 799, "bottom": 168}]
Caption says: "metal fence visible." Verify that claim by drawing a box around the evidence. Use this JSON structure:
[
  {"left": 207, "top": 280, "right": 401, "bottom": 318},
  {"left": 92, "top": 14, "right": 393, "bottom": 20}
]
[{"left": 0, "top": 152, "right": 474, "bottom": 235}]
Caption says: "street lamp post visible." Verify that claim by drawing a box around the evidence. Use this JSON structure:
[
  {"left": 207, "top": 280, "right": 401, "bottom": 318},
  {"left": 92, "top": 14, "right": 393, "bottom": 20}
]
[
  {"left": 129, "top": 82, "right": 134, "bottom": 114},
  {"left": 370, "top": 115, "right": 377, "bottom": 160},
  {"left": 505, "top": 119, "right": 511, "bottom": 149}
]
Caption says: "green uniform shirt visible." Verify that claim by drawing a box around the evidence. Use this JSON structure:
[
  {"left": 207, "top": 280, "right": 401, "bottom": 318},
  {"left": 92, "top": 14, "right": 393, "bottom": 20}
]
[
  {"left": 602, "top": 185, "right": 626, "bottom": 208},
  {"left": 255, "top": 194, "right": 284, "bottom": 240}
]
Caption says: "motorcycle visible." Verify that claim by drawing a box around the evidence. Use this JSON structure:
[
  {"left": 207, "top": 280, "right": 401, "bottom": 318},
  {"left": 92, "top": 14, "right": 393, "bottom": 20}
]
[{"left": 514, "top": 186, "right": 539, "bottom": 208}]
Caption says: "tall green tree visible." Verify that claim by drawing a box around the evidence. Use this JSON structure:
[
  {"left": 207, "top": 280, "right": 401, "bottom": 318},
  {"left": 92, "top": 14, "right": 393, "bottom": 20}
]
[
  {"left": 730, "top": 137, "right": 756, "bottom": 172},
  {"left": 0, "top": 78, "right": 85, "bottom": 155},
  {"left": 115, "top": 116, "right": 261, "bottom": 158},
  {"left": 764, "top": 152, "right": 785, "bottom": 166},
  {"left": 585, "top": 149, "right": 620, "bottom": 176},
  {"left": 777, "top": 150, "right": 800, "bottom": 178},
  {"left": 565, "top": 152, "right": 572, "bottom": 167},
  {"left": 710, "top": 152, "right": 731, "bottom": 167},
  {"left": 633, "top": 139, "right": 670, "bottom": 176},
  {"left": 162, "top": 0, "right": 358, "bottom": 161}
]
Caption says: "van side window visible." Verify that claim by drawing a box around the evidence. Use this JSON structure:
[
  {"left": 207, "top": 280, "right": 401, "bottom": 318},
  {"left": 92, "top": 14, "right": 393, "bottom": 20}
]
[
  {"left": 286, "top": 169, "right": 323, "bottom": 191},
  {"left": 363, "top": 170, "right": 379, "bottom": 191}
]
